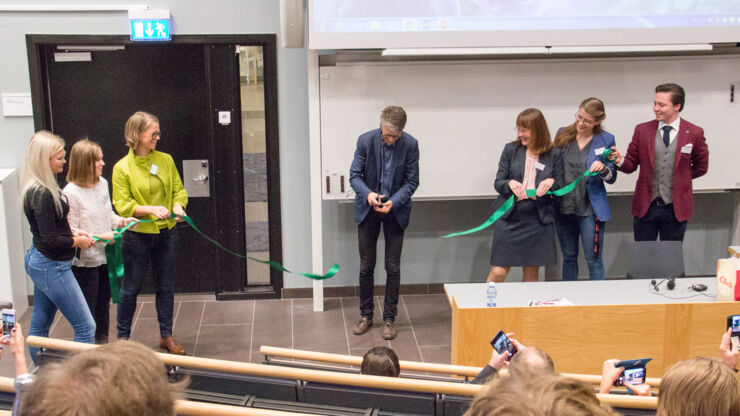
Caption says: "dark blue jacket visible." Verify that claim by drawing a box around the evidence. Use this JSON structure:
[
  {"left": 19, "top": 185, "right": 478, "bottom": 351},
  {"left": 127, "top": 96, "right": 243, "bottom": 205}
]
[
  {"left": 349, "top": 128, "right": 420, "bottom": 230},
  {"left": 558, "top": 130, "right": 617, "bottom": 221},
  {"left": 492, "top": 142, "right": 563, "bottom": 224}
]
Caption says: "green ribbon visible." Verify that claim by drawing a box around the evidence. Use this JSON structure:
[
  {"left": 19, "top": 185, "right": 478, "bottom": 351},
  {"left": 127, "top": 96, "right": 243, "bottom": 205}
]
[
  {"left": 92, "top": 219, "right": 154, "bottom": 303},
  {"left": 93, "top": 214, "right": 338, "bottom": 303},
  {"left": 104, "top": 243, "right": 122, "bottom": 303},
  {"left": 442, "top": 148, "right": 613, "bottom": 239},
  {"left": 175, "top": 214, "right": 340, "bottom": 281}
]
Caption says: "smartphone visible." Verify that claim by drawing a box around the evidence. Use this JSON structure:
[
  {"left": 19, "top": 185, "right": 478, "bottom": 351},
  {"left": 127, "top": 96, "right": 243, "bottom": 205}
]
[
  {"left": 1, "top": 309, "right": 15, "bottom": 336},
  {"left": 490, "top": 330, "right": 518, "bottom": 361},
  {"left": 613, "top": 358, "right": 651, "bottom": 387},
  {"left": 728, "top": 315, "right": 740, "bottom": 348}
]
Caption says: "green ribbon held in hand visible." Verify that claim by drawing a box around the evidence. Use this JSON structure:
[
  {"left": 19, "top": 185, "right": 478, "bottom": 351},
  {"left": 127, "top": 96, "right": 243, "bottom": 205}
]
[
  {"left": 442, "top": 148, "right": 614, "bottom": 239},
  {"left": 92, "top": 218, "right": 155, "bottom": 303},
  {"left": 94, "top": 214, "right": 339, "bottom": 303}
]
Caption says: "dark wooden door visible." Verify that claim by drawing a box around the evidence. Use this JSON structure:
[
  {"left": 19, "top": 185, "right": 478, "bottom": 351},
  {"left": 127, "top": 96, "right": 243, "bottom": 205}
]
[{"left": 40, "top": 42, "right": 230, "bottom": 294}]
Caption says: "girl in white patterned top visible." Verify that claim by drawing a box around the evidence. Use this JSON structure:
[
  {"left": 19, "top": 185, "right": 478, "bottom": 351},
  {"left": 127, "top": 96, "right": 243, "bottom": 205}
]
[{"left": 63, "top": 139, "right": 136, "bottom": 343}]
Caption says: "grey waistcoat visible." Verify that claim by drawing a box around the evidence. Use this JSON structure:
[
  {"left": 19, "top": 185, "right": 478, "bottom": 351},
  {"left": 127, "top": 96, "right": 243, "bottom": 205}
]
[{"left": 652, "top": 131, "right": 677, "bottom": 203}]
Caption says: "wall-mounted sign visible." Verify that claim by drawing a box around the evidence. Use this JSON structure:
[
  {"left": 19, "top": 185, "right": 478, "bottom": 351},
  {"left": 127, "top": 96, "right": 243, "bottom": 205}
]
[
  {"left": 128, "top": 9, "right": 172, "bottom": 42},
  {"left": 1, "top": 93, "right": 32, "bottom": 117},
  {"left": 130, "top": 19, "right": 171, "bottom": 41}
]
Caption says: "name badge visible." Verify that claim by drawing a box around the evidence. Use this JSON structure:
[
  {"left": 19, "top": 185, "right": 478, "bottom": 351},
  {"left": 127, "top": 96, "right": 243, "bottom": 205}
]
[
  {"left": 150, "top": 163, "right": 158, "bottom": 175},
  {"left": 680, "top": 144, "right": 693, "bottom": 154},
  {"left": 594, "top": 147, "right": 605, "bottom": 156},
  {"left": 534, "top": 162, "right": 546, "bottom": 171}
]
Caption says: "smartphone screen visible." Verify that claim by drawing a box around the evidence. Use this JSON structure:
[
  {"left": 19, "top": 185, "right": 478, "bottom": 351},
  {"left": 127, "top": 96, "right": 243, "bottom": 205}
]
[
  {"left": 728, "top": 315, "right": 740, "bottom": 333},
  {"left": 490, "top": 330, "right": 517, "bottom": 361},
  {"left": 1, "top": 309, "right": 14, "bottom": 336},
  {"left": 623, "top": 367, "right": 646, "bottom": 385},
  {"left": 614, "top": 367, "right": 646, "bottom": 387}
]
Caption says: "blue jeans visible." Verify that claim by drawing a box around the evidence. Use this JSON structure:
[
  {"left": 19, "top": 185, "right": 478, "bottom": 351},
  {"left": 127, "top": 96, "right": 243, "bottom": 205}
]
[
  {"left": 24, "top": 246, "right": 95, "bottom": 363},
  {"left": 556, "top": 214, "right": 605, "bottom": 281},
  {"left": 117, "top": 227, "right": 179, "bottom": 339}
]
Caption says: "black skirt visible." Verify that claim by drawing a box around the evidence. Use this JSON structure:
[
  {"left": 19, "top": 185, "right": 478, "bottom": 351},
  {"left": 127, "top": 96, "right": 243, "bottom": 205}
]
[{"left": 490, "top": 199, "right": 557, "bottom": 267}]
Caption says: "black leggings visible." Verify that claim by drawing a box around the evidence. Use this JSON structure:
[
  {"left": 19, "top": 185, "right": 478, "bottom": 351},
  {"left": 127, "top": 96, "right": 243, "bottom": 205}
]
[{"left": 71, "top": 264, "right": 110, "bottom": 341}]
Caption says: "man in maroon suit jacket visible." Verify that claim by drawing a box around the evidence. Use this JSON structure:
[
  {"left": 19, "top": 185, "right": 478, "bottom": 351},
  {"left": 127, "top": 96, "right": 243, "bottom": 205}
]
[{"left": 611, "top": 83, "right": 709, "bottom": 241}]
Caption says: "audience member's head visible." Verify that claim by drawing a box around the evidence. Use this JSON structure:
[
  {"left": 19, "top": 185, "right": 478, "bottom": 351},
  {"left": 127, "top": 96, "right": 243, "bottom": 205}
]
[
  {"left": 657, "top": 357, "right": 740, "bottom": 416},
  {"left": 528, "top": 374, "right": 618, "bottom": 416},
  {"left": 466, "top": 374, "right": 618, "bottom": 416},
  {"left": 464, "top": 377, "right": 540, "bottom": 416},
  {"left": 482, "top": 335, "right": 553, "bottom": 380},
  {"left": 361, "top": 346, "right": 400, "bottom": 377},
  {"left": 17, "top": 340, "right": 185, "bottom": 416},
  {"left": 509, "top": 347, "right": 555, "bottom": 379}
]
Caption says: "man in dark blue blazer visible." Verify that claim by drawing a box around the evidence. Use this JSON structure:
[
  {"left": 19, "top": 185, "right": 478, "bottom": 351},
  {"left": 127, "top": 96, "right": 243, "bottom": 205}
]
[{"left": 349, "top": 106, "right": 420, "bottom": 340}]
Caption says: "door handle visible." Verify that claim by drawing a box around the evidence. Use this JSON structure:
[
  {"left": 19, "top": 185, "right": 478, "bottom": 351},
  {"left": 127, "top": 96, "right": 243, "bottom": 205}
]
[{"left": 182, "top": 160, "right": 210, "bottom": 198}]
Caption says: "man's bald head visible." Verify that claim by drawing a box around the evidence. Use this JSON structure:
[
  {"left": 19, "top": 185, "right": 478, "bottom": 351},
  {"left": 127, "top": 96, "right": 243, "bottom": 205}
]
[{"left": 509, "top": 347, "right": 555, "bottom": 379}]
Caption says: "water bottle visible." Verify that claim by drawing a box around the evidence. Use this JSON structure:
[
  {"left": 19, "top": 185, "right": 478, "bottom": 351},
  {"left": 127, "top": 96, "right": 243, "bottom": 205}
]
[{"left": 486, "top": 282, "right": 498, "bottom": 307}]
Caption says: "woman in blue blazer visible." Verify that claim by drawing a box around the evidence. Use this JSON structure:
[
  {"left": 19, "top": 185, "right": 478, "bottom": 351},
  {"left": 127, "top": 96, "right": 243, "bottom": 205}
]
[{"left": 554, "top": 98, "right": 617, "bottom": 280}]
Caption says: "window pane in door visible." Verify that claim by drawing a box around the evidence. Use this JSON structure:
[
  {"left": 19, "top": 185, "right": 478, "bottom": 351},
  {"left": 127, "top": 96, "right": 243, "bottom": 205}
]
[{"left": 239, "top": 45, "right": 270, "bottom": 286}]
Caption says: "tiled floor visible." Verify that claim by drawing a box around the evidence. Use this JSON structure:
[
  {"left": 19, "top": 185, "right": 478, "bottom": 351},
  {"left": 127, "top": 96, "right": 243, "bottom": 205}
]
[{"left": 0, "top": 293, "right": 451, "bottom": 378}]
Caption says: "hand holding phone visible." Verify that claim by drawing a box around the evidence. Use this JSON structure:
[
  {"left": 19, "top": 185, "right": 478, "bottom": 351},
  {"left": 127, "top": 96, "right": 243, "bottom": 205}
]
[
  {"left": 612, "top": 358, "right": 651, "bottom": 387},
  {"left": 600, "top": 359, "right": 624, "bottom": 392},
  {"left": 376, "top": 193, "right": 387, "bottom": 208},
  {"left": 490, "top": 330, "right": 518, "bottom": 362},
  {"left": 727, "top": 315, "right": 740, "bottom": 348},
  {"left": 623, "top": 380, "right": 652, "bottom": 396},
  {"left": 721, "top": 327, "right": 740, "bottom": 370}
]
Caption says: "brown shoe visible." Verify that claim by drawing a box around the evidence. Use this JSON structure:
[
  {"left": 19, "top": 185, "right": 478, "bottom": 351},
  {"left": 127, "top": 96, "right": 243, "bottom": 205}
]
[
  {"left": 352, "top": 317, "right": 373, "bottom": 335},
  {"left": 159, "top": 336, "right": 186, "bottom": 355},
  {"left": 382, "top": 321, "right": 396, "bottom": 340}
]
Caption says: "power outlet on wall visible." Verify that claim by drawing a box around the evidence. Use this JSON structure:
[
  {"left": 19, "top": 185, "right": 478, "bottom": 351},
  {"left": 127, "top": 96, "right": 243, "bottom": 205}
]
[{"left": 324, "top": 171, "right": 346, "bottom": 196}]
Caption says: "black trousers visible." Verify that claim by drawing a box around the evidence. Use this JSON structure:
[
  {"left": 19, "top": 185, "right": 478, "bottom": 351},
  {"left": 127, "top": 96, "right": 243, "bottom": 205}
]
[
  {"left": 71, "top": 264, "right": 110, "bottom": 341},
  {"left": 633, "top": 199, "right": 687, "bottom": 242},
  {"left": 118, "top": 227, "right": 179, "bottom": 339},
  {"left": 357, "top": 210, "right": 404, "bottom": 322}
]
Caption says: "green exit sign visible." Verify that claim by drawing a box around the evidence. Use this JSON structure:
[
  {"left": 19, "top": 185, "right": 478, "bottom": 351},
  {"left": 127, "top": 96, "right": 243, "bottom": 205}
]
[
  {"left": 128, "top": 9, "right": 172, "bottom": 41},
  {"left": 130, "top": 19, "right": 171, "bottom": 41}
]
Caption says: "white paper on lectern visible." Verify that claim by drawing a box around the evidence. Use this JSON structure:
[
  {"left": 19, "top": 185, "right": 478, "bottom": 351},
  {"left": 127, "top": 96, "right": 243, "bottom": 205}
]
[{"left": 528, "top": 297, "right": 575, "bottom": 307}]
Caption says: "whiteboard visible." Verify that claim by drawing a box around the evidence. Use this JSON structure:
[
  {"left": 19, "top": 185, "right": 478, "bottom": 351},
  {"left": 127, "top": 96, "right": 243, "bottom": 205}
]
[{"left": 320, "top": 56, "right": 740, "bottom": 200}]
